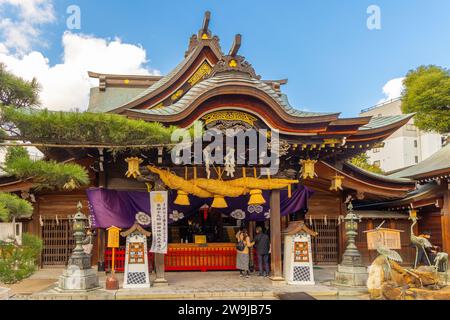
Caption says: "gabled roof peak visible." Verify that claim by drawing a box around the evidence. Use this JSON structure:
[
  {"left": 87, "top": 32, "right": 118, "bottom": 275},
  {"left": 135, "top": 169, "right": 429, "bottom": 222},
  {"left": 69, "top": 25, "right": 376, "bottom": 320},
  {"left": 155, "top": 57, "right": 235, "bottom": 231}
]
[{"left": 185, "top": 11, "right": 223, "bottom": 57}]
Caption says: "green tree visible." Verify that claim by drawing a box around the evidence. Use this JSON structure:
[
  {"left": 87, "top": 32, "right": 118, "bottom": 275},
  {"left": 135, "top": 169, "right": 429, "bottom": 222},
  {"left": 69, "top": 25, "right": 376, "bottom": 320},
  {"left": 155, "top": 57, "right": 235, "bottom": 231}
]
[
  {"left": 4, "top": 145, "right": 30, "bottom": 166},
  {"left": 2, "top": 146, "right": 89, "bottom": 191},
  {"left": 350, "top": 153, "right": 384, "bottom": 174},
  {"left": 0, "top": 193, "right": 33, "bottom": 223},
  {"left": 0, "top": 63, "right": 40, "bottom": 108},
  {"left": 402, "top": 65, "right": 450, "bottom": 133}
]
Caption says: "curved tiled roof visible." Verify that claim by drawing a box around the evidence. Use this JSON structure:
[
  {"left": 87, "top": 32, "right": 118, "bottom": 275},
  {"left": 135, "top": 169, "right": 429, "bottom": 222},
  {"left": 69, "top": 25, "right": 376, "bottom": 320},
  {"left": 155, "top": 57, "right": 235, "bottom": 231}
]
[
  {"left": 127, "top": 72, "right": 336, "bottom": 119},
  {"left": 124, "top": 49, "right": 198, "bottom": 106}
]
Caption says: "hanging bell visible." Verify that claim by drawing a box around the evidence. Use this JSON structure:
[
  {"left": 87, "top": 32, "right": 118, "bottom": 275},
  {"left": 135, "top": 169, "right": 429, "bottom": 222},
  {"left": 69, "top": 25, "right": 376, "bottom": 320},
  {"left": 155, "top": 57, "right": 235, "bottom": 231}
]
[
  {"left": 211, "top": 195, "right": 228, "bottom": 208},
  {"left": 248, "top": 189, "right": 266, "bottom": 205},
  {"left": 174, "top": 190, "right": 190, "bottom": 206}
]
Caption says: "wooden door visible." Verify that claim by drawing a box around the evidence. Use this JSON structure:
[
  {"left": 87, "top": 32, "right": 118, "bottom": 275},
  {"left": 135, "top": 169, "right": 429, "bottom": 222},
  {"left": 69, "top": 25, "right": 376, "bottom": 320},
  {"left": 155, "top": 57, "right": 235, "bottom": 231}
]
[{"left": 41, "top": 217, "right": 75, "bottom": 267}]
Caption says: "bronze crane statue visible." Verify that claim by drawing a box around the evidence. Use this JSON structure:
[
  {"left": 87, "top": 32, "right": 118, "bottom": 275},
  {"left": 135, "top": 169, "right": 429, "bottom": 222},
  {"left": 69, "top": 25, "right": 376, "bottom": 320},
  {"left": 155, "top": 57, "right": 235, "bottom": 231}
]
[{"left": 409, "top": 216, "right": 432, "bottom": 268}]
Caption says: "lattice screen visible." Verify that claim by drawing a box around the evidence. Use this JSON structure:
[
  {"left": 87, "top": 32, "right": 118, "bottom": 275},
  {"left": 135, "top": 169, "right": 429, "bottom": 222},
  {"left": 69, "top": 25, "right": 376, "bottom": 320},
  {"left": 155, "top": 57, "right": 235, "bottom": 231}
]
[
  {"left": 305, "top": 218, "right": 339, "bottom": 264},
  {"left": 41, "top": 217, "right": 75, "bottom": 266}
]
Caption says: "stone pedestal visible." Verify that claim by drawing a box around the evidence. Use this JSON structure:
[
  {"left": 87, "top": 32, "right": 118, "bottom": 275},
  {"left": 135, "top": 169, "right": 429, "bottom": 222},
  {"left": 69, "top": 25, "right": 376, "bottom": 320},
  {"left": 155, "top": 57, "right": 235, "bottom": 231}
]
[
  {"left": 0, "top": 287, "right": 11, "bottom": 300},
  {"left": 153, "top": 278, "right": 169, "bottom": 287},
  {"left": 334, "top": 265, "right": 368, "bottom": 287},
  {"left": 270, "top": 277, "right": 287, "bottom": 286},
  {"left": 57, "top": 266, "right": 100, "bottom": 292}
]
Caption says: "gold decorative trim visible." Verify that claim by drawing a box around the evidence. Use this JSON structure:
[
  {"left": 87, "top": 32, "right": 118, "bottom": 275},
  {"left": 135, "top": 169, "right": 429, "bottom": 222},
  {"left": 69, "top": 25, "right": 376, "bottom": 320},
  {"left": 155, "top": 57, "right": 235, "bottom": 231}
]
[
  {"left": 188, "top": 61, "right": 213, "bottom": 87},
  {"left": 171, "top": 89, "right": 184, "bottom": 102},
  {"left": 202, "top": 111, "right": 258, "bottom": 126}
]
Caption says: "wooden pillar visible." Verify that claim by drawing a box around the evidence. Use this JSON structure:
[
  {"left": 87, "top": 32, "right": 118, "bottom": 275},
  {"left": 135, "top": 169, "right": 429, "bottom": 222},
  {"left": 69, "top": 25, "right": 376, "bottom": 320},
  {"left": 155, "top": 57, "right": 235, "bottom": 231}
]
[
  {"left": 153, "top": 254, "right": 168, "bottom": 286},
  {"left": 97, "top": 229, "right": 105, "bottom": 271},
  {"left": 97, "top": 148, "right": 106, "bottom": 272},
  {"left": 248, "top": 221, "right": 256, "bottom": 270},
  {"left": 441, "top": 182, "right": 450, "bottom": 253},
  {"left": 270, "top": 190, "right": 284, "bottom": 281}
]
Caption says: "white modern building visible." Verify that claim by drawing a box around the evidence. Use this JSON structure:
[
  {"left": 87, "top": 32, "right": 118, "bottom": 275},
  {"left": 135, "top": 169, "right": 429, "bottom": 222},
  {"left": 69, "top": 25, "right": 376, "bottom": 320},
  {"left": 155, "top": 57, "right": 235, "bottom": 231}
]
[{"left": 359, "top": 98, "right": 443, "bottom": 173}]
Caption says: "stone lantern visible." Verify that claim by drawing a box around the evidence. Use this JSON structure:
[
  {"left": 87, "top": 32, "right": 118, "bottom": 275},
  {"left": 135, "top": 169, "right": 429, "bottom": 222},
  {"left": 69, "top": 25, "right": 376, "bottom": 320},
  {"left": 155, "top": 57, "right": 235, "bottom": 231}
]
[
  {"left": 57, "top": 202, "right": 99, "bottom": 292},
  {"left": 334, "top": 202, "right": 368, "bottom": 287}
]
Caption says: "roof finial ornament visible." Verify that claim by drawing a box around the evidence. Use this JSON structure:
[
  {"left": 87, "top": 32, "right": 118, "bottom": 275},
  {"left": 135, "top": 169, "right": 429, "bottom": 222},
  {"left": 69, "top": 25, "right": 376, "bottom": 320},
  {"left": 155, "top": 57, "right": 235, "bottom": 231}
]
[
  {"left": 228, "top": 34, "right": 241, "bottom": 57},
  {"left": 198, "top": 11, "right": 212, "bottom": 39}
]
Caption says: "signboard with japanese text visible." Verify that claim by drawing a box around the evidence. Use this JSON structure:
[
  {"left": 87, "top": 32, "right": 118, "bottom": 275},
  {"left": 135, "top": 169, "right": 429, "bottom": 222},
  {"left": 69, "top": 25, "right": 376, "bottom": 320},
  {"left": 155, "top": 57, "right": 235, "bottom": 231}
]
[
  {"left": 150, "top": 191, "right": 168, "bottom": 254},
  {"left": 107, "top": 226, "right": 121, "bottom": 248}
]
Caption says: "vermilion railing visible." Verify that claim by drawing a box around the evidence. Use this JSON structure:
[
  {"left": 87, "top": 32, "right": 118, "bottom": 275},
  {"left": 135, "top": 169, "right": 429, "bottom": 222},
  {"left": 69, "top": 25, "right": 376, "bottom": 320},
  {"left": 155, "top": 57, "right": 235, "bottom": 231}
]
[
  {"left": 165, "top": 247, "right": 237, "bottom": 271},
  {"left": 105, "top": 246, "right": 239, "bottom": 272},
  {"left": 104, "top": 246, "right": 265, "bottom": 272}
]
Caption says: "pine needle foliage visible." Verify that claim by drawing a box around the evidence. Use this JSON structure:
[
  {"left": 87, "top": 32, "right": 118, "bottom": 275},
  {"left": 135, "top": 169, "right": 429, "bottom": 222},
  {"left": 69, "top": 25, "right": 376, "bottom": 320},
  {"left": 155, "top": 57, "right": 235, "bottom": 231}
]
[
  {"left": 1, "top": 106, "right": 175, "bottom": 146},
  {"left": 0, "top": 193, "right": 33, "bottom": 222},
  {"left": 4, "top": 155, "right": 90, "bottom": 191}
]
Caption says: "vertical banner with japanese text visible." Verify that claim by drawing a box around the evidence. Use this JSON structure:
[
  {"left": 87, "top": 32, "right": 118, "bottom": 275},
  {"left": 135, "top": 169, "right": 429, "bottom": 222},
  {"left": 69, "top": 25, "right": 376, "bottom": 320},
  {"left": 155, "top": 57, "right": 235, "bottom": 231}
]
[{"left": 150, "top": 191, "right": 168, "bottom": 254}]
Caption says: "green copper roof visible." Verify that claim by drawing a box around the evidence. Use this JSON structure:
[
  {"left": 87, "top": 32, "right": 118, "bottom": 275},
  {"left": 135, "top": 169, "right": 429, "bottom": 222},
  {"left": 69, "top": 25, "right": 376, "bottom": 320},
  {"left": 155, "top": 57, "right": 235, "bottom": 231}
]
[
  {"left": 359, "top": 114, "right": 414, "bottom": 130},
  {"left": 388, "top": 143, "right": 450, "bottom": 179},
  {"left": 87, "top": 87, "right": 147, "bottom": 113}
]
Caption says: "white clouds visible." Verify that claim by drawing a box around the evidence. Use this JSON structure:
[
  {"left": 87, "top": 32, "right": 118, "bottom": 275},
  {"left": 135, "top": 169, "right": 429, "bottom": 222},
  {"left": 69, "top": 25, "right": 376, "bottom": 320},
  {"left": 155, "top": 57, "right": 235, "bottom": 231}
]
[
  {"left": 378, "top": 77, "right": 405, "bottom": 103},
  {"left": 0, "top": 0, "right": 159, "bottom": 112},
  {"left": 0, "top": 32, "right": 160, "bottom": 111},
  {"left": 0, "top": 0, "right": 55, "bottom": 53}
]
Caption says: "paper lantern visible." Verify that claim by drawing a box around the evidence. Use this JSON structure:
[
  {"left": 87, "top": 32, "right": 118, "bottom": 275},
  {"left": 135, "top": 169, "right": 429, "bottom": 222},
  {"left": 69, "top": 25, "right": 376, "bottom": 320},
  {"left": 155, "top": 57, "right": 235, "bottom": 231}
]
[
  {"left": 300, "top": 159, "right": 317, "bottom": 179},
  {"left": 125, "top": 157, "right": 143, "bottom": 178},
  {"left": 329, "top": 175, "right": 345, "bottom": 191},
  {"left": 211, "top": 195, "right": 228, "bottom": 208},
  {"left": 248, "top": 189, "right": 266, "bottom": 205},
  {"left": 174, "top": 190, "right": 190, "bottom": 206}
]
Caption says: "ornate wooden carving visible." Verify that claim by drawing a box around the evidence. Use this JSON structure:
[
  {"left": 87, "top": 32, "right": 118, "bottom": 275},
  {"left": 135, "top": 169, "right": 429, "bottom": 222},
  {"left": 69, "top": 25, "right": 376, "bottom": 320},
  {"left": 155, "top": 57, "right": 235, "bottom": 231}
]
[{"left": 209, "top": 55, "right": 261, "bottom": 80}]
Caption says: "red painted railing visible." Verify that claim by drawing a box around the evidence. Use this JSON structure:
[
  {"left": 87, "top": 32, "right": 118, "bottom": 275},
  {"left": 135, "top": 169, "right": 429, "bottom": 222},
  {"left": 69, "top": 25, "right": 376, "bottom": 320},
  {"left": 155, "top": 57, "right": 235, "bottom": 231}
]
[
  {"left": 105, "top": 246, "right": 238, "bottom": 272},
  {"left": 165, "top": 247, "right": 237, "bottom": 271},
  {"left": 105, "top": 248, "right": 154, "bottom": 273}
]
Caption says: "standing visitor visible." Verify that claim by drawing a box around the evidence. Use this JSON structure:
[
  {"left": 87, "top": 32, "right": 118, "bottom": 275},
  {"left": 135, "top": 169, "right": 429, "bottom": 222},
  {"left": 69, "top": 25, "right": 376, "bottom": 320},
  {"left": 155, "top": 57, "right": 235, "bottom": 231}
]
[
  {"left": 235, "top": 229, "right": 254, "bottom": 278},
  {"left": 254, "top": 226, "right": 270, "bottom": 277}
]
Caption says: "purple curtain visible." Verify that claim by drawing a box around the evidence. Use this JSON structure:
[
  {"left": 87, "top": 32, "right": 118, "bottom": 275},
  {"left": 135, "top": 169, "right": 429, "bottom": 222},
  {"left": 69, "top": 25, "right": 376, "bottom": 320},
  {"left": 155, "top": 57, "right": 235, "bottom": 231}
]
[{"left": 86, "top": 185, "right": 314, "bottom": 229}]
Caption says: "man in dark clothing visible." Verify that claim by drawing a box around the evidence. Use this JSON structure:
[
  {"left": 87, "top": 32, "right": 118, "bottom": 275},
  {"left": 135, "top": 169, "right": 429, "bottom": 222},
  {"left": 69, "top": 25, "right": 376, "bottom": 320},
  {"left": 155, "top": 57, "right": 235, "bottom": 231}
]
[{"left": 254, "top": 226, "right": 270, "bottom": 277}]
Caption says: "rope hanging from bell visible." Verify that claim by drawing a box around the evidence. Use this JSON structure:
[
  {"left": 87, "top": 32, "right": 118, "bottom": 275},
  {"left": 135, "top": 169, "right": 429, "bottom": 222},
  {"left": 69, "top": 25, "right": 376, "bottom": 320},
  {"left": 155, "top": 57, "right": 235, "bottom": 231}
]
[
  {"left": 211, "top": 167, "right": 228, "bottom": 208},
  {"left": 174, "top": 167, "right": 190, "bottom": 206}
]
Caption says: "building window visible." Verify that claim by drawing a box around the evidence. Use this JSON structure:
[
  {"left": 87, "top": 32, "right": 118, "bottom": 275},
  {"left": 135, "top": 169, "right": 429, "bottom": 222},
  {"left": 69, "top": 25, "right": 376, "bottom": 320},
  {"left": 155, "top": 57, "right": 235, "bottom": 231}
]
[
  {"left": 406, "top": 124, "right": 416, "bottom": 131},
  {"left": 373, "top": 160, "right": 381, "bottom": 167},
  {"left": 372, "top": 148, "right": 380, "bottom": 153},
  {"left": 414, "top": 140, "right": 418, "bottom": 148},
  {"left": 415, "top": 156, "right": 419, "bottom": 164}
]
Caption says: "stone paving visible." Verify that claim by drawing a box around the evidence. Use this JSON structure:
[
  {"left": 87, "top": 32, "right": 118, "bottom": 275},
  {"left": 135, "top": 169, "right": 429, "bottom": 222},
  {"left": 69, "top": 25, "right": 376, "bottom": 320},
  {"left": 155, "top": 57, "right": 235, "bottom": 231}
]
[{"left": 3, "top": 266, "right": 369, "bottom": 300}]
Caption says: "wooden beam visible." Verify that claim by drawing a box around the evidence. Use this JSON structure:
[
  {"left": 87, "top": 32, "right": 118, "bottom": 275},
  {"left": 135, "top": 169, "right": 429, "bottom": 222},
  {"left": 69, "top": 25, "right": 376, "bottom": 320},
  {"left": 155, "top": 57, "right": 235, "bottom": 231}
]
[
  {"left": 0, "top": 142, "right": 175, "bottom": 149},
  {"left": 200, "top": 11, "right": 211, "bottom": 35},
  {"left": 229, "top": 34, "right": 242, "bottom": 57},
  {"left": 270, "top": 190, "right": 284, "bottom": 281}
]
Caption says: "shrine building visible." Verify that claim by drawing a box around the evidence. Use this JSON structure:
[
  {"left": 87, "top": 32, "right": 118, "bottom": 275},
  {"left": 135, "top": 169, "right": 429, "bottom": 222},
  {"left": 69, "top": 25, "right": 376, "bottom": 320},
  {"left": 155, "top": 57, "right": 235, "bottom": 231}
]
[{"left": 2, "top": 12, "right": 448, "bottom": 280}]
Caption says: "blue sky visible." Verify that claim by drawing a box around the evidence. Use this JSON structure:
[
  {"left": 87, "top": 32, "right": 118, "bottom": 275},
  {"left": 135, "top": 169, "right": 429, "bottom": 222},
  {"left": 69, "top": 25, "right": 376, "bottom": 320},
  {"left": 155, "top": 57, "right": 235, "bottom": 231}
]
[{"left": 2, "top": 0, "right": 450, "bottom": 117}]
